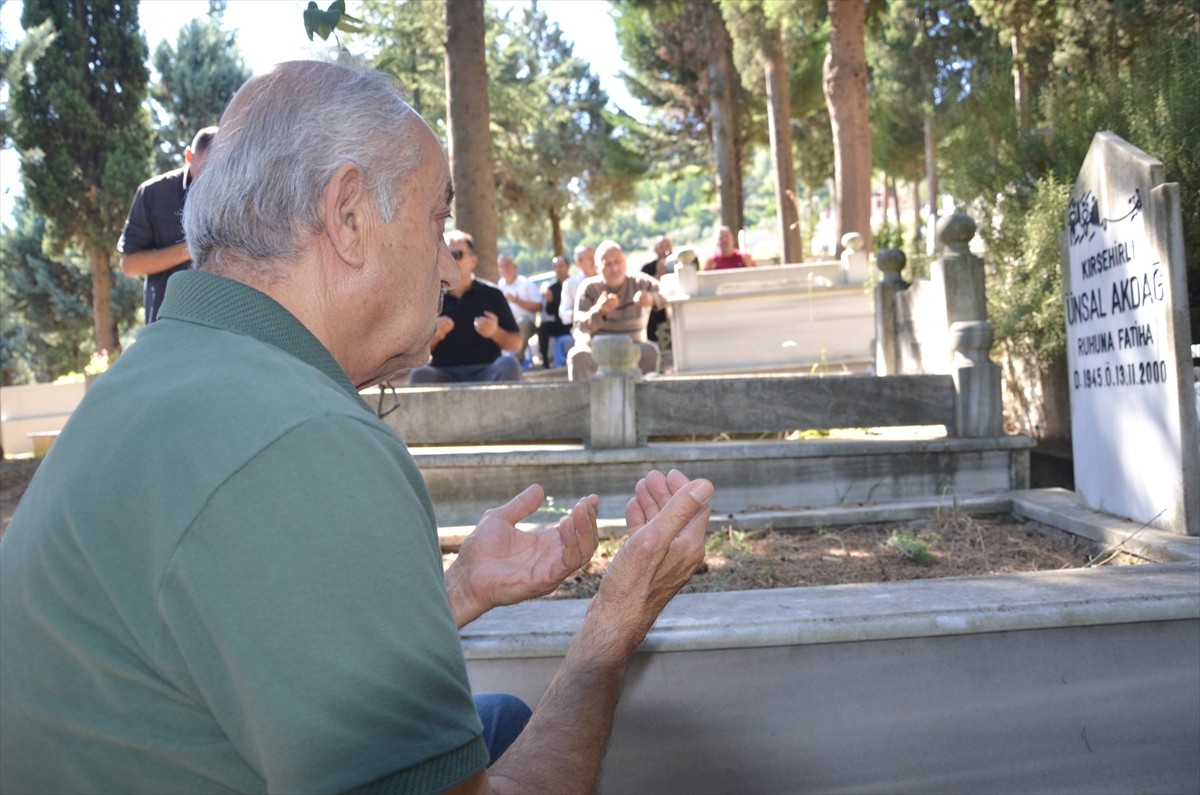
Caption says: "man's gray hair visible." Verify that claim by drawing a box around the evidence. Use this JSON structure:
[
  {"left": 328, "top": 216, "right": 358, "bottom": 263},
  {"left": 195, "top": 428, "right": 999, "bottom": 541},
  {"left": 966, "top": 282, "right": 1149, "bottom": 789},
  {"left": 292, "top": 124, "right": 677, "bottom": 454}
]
[
  {"left": 595, "top": 239, "right": 623, "bottom": 261},
  {"left": 184, "top": 60, "right": 422, "bottom": 274}
]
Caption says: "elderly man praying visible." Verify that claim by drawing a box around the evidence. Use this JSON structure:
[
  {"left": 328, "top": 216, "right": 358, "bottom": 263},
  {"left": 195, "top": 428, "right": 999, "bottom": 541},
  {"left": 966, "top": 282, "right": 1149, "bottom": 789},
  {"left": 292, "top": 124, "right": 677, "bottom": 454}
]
[{"left": 566, "top": 239, "right": 666, "bottom": 381}]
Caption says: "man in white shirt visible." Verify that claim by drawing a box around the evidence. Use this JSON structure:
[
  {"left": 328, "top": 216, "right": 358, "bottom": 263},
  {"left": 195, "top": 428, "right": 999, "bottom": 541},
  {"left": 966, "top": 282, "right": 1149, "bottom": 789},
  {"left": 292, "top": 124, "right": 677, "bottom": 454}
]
[
  {"left": 559, "top": 242, "right": 598, "bottom": 330},
  {"left": 497, "top": 254, "right": 543, "bottom": 366}
]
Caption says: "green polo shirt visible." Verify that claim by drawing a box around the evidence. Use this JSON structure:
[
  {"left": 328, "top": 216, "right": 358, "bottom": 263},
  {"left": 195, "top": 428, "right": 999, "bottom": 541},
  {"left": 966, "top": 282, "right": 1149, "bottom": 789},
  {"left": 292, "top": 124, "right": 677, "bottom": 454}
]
[{"left": 0, "top": 271, "right": 487, "bottom": 794}]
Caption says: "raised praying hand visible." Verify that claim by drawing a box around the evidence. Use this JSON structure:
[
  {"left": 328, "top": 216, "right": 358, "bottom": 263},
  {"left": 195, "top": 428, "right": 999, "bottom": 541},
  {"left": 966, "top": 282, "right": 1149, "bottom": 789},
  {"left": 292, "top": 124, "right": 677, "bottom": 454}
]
[{"left": 443, "top": 485, "right": 600, "bottom": 628}]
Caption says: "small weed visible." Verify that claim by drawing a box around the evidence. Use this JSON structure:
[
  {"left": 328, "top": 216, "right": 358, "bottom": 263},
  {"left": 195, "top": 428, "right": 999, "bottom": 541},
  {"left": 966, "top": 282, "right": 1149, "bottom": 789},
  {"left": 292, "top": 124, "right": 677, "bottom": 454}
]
[
  {"left": 528, "top": 495, "right": 571, "bottom": 523},
  {"left": 786, "top": 428, "right": 830, "bottom": 440},
  {"left": 595, "top": 537, "right": 625, "bottom": 559},
  {"left": 886, "top": 530, "right": 939, "bottom": 566},
  {"left": 706, "top": 527, "right": 761, "bottom": 561}
]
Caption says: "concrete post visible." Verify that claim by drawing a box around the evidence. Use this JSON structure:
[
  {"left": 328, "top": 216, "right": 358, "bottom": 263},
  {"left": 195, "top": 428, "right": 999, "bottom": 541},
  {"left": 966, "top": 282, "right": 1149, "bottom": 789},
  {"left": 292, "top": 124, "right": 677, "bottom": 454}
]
[
  {"left": 934, "top": 214, "right": 986, "bottom": 325},
  {"left": 874, "top": 248, "right": 908, "bottom": 376},
  {"left": 589, "top": 336, "right": 640, "bottom": 449},
  {"left": 934, "top": 214, "right": 1002, "bottom": 436},
  {"left": 950, "top": 321, "right": 1003, "bottom": 437}
]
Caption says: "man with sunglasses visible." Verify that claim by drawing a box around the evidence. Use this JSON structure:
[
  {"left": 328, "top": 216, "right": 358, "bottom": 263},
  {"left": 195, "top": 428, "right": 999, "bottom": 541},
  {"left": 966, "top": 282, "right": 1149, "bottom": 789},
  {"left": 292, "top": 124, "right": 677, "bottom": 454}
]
[{"left": 407, "top": 230, "right": 524, "bottom": 383}]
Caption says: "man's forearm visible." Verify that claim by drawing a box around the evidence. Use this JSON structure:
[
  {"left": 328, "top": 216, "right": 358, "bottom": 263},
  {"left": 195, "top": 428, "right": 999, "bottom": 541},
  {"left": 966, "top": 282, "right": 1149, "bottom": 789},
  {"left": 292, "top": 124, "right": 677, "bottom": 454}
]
[
  {"left": 121, "top": 242, "right": 191, "bottom": 276},
  {"left": 576, "top": 303, "right": 608, "bottom": 335},
  {"left": 485, "top": 620, "right": 630, "bottom": 794},
  {"left": 493, "top": 328, "right": 523, "bottom": 354},
  {"left": 510, "top": 296, "right": 542, "bottom": 313}
]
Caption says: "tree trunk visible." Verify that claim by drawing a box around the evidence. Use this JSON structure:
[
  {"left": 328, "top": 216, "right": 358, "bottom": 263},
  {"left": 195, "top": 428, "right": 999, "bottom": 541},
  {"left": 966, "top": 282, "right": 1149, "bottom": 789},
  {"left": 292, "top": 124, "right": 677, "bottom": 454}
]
[
  {"left": 910, "top": 177, "right": 922, "bottom": 251},
  {"left": 705, "top": 3, "right": 742, "bottom": 235},
  {"left": 923, "top": 110, "right": 938, "bottom": 255},
  {"left": 88, "top": 247, "right": 117, "bottom": 353},
  {"left": 764, "top": 25, "right": 800, "bottom": 265},
  {"left": 880, "top": 168, "right": 889, "bottom": 231},
  {"left": 1010, "top": 26, "right": 1028, "bottom": 133},
  {"left": 444, "top": 0, "right": 498, "bottom": 281},
  {"left": 823, "top": 0, "right": 871, "bottom": 257},
  {"left": 888, "top": 174, "right": 899, "bottom": 226},
  {"left": 548, "top": 204, "right": 563, "bottom": 257}
]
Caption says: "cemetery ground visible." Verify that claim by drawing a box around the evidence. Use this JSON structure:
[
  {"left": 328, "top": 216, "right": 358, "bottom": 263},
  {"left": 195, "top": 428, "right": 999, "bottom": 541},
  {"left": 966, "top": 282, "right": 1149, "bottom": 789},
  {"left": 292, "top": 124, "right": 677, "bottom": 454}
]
[
  {"left": 1, "top": 456, "right": 1139, "bottom": 593},
  {"left": 490, "top": 511, "right": 1138, "bottom": 600}
]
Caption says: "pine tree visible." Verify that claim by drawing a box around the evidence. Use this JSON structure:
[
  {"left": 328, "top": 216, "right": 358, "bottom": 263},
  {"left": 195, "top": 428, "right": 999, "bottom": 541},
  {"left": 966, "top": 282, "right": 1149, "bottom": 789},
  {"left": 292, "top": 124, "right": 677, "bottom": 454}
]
[
  {"left": 150, "top": 11, "right": 251, "bottom": 171},
  {"left": 11, "top": 0, "right": 153, "bottom": 354},
  {"left": 0, "top": 198, "right": 141, "bottom": 385}
]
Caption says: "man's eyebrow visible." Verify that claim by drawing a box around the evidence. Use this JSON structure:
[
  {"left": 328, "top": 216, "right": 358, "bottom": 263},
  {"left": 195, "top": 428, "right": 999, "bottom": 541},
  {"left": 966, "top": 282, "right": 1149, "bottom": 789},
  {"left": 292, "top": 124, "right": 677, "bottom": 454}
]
[{"left": 444, "top": 183, "right": 455, "bottom": 210}]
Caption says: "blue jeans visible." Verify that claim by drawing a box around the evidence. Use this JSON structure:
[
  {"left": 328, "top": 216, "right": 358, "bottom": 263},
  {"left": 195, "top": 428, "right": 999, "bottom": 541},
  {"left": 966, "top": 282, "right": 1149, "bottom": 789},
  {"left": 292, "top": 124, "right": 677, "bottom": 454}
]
[
  {"left": 406, "top": 356, "right": 523, "bottom": 384},
  {"left": 474, "top": 692, "right": 532, "bottom": 765},
  {"left": 552, "top": 335, "right": 574, "bottom": 368}
]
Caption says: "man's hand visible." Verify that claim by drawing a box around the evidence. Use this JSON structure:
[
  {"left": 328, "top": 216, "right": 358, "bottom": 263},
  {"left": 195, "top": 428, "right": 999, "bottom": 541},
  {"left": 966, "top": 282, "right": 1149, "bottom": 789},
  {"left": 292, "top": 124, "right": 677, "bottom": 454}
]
[
  {"left": 429, "top": 315, "right": 454, "bottom": 351},
  {"left": 632, "top": 289, "right": 656, "bottom": 308},
  {"left": 624, "top": 468, "right": 691, "bottom": 533},
  {"left": 585, "top": 469, "right": 712, "bottom": 662},
  {"left": 483, "top": 470, "right": 712, "bottom": 795},
  {"left": 444, "top": 485, "right": 600, "bottom": 628},
  {"left": 473, "top": 310, "right": 500, "bottom": 339}
]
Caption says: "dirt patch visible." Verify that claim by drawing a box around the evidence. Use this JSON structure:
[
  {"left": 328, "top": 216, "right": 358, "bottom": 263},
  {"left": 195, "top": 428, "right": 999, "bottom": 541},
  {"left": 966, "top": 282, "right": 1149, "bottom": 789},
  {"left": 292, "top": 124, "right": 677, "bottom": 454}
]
[
  {"left": 520, "top": 513, "right": 1132, "bottom": 600},
  {"left": 5, "top": 458, "right": 1134, "bottom": 594},
  {"left": 439, "top": 510, "right": 1140, "bottom": 599}
]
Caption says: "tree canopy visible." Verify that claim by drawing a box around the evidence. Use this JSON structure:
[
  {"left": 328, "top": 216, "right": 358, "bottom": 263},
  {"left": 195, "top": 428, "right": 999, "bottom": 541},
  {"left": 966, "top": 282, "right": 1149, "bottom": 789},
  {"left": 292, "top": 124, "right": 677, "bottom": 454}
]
[
  {"left": 3, "top": 0, "right": 1197, "bottom": 384},
  {"left": 12, "top": 0, "right": 153, "bottom": 354},
  {"left": 150, "top": 8, "right": 251, "bottom": 171}
]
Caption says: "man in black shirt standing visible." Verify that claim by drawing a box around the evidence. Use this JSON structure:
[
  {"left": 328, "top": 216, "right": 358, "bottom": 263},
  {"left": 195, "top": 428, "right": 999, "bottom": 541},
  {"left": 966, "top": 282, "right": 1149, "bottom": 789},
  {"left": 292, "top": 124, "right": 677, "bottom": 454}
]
[
  {"left": 641, "top": 235, "right": 672, "bottom": 345},
  {"left": 538, "top": 255, "right": 572, "bottom": 368},
  {"left": 118, "top": 127, "right": 217, "bottom": 323},
  {"left": 407, "top": 230, "right": 524, "bottom": 383}
]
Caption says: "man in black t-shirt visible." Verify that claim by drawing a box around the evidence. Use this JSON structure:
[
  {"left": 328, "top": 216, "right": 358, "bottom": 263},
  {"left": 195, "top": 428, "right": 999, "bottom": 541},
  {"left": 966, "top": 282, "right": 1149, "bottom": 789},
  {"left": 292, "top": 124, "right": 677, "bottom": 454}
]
[
  {"left": 538, "top": 255, "right": 572, "bottom": 368},
  {"left": 118, "top": 127, "right": 218, "bottom": 323},
  {"left": 641, "top": 235, "right": 672, "bottom": 345},
  {"left": 407, "top": 230, "right": 524, "bottom": 383}
]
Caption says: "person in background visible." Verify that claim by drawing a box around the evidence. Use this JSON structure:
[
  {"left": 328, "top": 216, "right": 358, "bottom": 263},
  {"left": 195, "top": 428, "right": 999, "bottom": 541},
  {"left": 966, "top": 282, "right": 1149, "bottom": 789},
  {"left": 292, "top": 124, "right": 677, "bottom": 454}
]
[
  {"left": 538, "top": 255, "right": 573, "bottom": 369},
  {"left": 118, "top": 126, "right": 218, "bottom": 323},
  {"left": 703, "top": 224, "right": 755, "bottom": 271},
  {"left": 408, "top": 231, "right": 524, "bottom": 383},
  {"left": 567, "top": 239, "right": 665, "bottom": 381},
  {"left": 559, "top": 242, "right": 597, "bottom": 329},
  {"left": 641, "top": 235, "right": 673, "bottom": 345},
  {"left": 0, "top": 60, "right": 713, "bottom": 795},
  {"left": 497, "top": 253, "right": 543, "bottom": 367}
]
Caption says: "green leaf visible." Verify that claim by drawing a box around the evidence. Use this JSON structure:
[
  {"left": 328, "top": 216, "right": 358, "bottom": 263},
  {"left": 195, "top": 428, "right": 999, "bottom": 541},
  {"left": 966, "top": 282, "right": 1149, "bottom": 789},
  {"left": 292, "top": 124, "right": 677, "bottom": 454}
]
[{"left": 303, "top": 0, "right": 349, "bottom": 42}]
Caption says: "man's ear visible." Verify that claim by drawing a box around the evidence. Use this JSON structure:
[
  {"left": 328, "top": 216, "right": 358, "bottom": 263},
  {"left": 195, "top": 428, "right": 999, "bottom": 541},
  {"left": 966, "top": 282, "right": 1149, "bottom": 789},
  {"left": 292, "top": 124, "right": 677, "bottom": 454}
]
[{"left": 323, "top": 162, "right": 369, "bottom": 268}]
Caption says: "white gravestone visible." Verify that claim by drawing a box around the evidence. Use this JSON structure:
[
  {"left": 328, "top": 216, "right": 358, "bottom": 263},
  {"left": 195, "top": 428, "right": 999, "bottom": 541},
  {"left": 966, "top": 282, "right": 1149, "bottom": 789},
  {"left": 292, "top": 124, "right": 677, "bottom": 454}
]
[{"left": 1062, "top": 132, "right": 1198, "bottom": 536}]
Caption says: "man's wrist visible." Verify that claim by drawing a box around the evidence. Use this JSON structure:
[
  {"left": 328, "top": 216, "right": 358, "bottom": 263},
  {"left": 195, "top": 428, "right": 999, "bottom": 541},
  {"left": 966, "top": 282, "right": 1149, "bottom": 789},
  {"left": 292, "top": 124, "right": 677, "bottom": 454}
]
[
  {"left": 577, "top": 595, "right": 645, "bottom": 666},
  {"left": 444, "top": 562, "right": 485, "bottom": 628}
]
